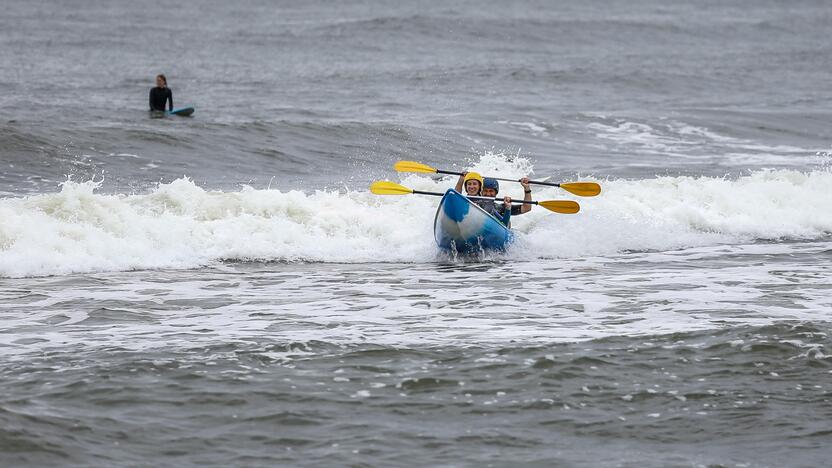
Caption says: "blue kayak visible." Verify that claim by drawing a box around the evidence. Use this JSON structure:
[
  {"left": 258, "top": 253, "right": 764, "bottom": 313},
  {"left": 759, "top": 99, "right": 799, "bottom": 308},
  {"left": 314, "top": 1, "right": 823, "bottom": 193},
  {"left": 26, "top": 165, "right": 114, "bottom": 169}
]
[{"left": 433, "top": 189, "right": 513, "bottom": 253}]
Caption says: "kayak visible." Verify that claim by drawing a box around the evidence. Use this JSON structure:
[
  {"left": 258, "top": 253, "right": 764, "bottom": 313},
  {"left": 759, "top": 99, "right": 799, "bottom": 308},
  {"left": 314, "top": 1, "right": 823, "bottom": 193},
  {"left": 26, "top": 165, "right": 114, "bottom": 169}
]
[
  {"left": 433, "top": 189, "right": 513, "bottom": 253},
  {"left": 167, "top": 106, "right": 195, "bottom": 116}
]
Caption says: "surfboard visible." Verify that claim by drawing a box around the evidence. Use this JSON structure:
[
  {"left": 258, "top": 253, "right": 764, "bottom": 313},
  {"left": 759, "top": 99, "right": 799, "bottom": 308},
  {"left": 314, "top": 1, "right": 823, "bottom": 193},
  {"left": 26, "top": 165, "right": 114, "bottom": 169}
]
[{"left": 167, "top": 107, "right": 195, "bottom": 116}]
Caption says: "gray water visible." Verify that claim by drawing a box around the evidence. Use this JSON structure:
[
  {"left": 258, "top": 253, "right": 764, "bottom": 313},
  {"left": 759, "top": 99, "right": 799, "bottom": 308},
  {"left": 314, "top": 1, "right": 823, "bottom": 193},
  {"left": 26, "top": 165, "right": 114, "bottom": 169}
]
[{"left": 1, "top": 0, "right": 832, "bottom": 466}]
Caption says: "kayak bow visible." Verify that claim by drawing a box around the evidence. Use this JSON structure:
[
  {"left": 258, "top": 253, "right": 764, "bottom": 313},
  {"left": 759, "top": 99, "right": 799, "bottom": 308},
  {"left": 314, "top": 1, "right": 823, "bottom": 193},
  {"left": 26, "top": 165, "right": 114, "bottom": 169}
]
[{"left": 433, "top": 189, "right": 513, "bottom": 253}]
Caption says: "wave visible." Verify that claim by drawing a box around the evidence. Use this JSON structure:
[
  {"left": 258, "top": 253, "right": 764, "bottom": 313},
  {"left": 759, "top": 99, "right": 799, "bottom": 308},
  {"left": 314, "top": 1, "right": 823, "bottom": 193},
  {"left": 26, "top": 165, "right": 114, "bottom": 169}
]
[{"left": 1, "top": 154, "right": 831, "bottom": 277}]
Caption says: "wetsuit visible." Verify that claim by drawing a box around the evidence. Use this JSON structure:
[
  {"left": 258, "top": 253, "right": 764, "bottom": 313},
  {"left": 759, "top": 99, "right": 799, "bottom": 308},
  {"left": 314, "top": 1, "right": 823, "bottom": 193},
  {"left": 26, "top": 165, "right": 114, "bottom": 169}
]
[
  {"left": 473, "top": 199, "right": 514, "bottom": 226},
  {"left": 149, "top": 86, "right": 173, "bottom": 111}
]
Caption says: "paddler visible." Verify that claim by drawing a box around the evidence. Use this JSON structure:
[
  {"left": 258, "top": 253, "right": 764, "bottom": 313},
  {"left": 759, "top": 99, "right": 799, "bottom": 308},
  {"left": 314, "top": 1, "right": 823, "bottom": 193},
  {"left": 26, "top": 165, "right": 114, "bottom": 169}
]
[
  {"left": 455, "top": 171, "right": 484, "bottom": 197},
  {"left": 479, "top": 177, "right": 533, "bottom": 226},
  {"left": 483, "top": 177, "right": 533, "bottom": 216},
  {"left": 455, "top": 173, "right": 533, "bottom": 226}
]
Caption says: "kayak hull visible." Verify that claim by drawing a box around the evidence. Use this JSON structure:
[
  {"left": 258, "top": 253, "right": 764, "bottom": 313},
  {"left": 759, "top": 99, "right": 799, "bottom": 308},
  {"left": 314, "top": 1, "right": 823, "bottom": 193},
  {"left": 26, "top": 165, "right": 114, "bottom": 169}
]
[{"left": 433, "top": 189, "right": 513, "bottom": 253}]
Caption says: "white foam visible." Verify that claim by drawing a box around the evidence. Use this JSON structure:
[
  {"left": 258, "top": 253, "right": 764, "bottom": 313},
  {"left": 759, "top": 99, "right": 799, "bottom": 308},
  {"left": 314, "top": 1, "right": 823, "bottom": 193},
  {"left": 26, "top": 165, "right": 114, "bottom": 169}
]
[
  {"left": 587, "top": 119, "right": 825, "bottom": 165},
  {"left": 513, "top": 167, "right": 832, "bottom": 259},
  {"left": 497, "top": 120, "right": 549, "bottom": 134},
  {"left": 1, "top": 155, "right": 831, "bottom": 278},
  {"left": 2, "top": 241, "right": 830, "bottom": 354}
]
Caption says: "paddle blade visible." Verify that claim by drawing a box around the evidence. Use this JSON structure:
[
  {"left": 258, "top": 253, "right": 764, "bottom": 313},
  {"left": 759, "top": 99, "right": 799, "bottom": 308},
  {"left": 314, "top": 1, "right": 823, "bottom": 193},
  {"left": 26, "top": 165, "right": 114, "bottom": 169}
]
[
  {"left": 393, "top": 160, "right": 438, "bottom": 174},
  {"left": 370, "top": 181, "right": 414, "bottom": 195},
  {"left": 538, "top": 200, "right": 580, "bottom": 214},
  {"left": 559, "top": 182, "right": 601, "bottom": 197}
]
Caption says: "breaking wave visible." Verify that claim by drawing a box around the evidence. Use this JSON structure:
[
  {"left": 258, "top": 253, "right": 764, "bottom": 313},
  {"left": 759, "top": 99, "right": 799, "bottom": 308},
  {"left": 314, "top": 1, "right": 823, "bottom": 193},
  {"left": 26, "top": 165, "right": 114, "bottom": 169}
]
[{"left": 1, "top": 154, "right": 831, "bottom": 277}]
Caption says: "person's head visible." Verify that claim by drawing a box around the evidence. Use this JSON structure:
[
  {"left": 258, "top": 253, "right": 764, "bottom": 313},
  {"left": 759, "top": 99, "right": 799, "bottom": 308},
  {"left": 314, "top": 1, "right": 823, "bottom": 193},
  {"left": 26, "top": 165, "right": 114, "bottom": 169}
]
[
  {"left": 482, "top": 178, "right": 499, "bottom": 197},
  {"left": 156, "top": 74, "right": 167, "bottom": 88},
  {"left": 463, "top": 172, "right": 483, "bottom": 196}
]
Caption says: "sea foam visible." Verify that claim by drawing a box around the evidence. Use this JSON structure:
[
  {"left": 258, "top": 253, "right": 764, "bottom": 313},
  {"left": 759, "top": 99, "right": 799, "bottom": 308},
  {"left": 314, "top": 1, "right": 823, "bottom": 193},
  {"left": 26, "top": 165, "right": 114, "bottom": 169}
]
[{"left": 1, "top": 155, "right": 831, "bottom": 277}]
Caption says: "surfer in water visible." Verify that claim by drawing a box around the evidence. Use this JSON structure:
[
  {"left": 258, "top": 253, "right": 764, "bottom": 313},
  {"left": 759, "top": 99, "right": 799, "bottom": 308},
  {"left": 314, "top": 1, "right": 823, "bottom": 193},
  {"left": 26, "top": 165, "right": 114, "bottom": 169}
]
[{"left": 149, "top": 74, "right": 173, "bottom": 112}]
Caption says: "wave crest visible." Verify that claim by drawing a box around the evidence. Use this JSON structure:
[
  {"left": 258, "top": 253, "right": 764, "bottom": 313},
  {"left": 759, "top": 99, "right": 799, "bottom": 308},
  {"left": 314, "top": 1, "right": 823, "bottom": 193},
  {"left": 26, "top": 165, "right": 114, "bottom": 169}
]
[{"left": 2, "top": 157, "right": 831, "bottom": 277}]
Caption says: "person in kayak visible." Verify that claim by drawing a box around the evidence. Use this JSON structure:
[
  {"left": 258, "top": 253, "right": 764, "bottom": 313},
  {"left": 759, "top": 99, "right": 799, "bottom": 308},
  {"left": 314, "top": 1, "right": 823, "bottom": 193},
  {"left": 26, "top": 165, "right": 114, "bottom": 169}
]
[
  {"left": 149, "top": 74, "right": 173, "bottom": 112},
  {"left": 456, "top": 171, "right": 484, "bottom": 197},
  {"left": 479, "top": 177, "right": 533, "bottom": 226},
  {"left": 483, "top": 177, "right": 533, "bottom": 216},
  {"left": 455, "top": 173, "right": 530, "bottom": 226}
]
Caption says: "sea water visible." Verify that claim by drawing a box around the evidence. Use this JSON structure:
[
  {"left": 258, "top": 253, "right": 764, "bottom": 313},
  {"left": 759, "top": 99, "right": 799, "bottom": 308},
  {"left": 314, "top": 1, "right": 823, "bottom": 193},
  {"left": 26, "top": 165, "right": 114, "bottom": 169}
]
[{"left": 1, "top": 0, "right": 831, "bottom": 466}]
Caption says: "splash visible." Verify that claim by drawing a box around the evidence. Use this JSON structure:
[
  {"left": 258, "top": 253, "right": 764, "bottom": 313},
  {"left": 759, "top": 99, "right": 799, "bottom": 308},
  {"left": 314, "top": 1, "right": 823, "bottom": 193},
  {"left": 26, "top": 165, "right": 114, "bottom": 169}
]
[{"left": 1, "top": 155, "right": 831, "bottom": 277}]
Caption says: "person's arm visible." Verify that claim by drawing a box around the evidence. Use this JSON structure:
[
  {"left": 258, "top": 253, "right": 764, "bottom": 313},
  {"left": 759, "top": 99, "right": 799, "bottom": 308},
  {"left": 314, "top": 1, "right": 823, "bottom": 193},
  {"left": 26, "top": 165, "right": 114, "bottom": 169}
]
[
  {"left": 149, "top": 89, "right": 154, "bottom": 110},
  {"left": 167, "top": 89, "right": 173, "bottom": 111},
  {"left": 455, "top": 172, "right": 467, "bottom": 192},
  {"left": 501, "top": 197, "right": 512, "bottom": 226},
  {"left": 519, "top": 177, "right": 532, "bottom": 214}
]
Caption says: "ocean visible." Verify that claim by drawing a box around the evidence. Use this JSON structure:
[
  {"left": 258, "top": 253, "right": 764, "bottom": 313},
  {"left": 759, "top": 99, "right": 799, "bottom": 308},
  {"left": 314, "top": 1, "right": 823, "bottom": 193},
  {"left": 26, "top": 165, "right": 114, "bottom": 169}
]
[{"left": 1, "top": 0, "right": 831, "bottom": 466}]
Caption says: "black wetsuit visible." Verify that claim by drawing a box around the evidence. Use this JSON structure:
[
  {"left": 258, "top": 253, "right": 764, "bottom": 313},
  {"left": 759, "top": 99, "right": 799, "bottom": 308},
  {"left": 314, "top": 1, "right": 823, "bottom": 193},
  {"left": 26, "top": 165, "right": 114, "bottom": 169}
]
[{"left": 149, "top": 86, "right": 173, "bottom": 111}]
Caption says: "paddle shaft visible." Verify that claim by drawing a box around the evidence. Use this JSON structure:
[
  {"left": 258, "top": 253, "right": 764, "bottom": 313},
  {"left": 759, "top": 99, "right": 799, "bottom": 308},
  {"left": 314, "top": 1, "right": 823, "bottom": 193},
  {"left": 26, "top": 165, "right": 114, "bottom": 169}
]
[
  {"left": 435, "top": 169, "right": 563, "bottom": 188},
  {"left": 413, "top": 189, "right": 541, "bottom": 206}
]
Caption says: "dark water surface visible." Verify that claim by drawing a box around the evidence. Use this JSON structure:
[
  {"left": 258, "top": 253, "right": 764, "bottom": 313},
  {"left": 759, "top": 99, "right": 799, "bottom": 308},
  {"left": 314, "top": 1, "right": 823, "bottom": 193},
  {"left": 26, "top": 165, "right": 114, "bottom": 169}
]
[
  {"left": 2, "top": 0, "right": 832, "bottom": 466},
  {"left": 2, "top": 324, "right": 830, "bottom": 467}
]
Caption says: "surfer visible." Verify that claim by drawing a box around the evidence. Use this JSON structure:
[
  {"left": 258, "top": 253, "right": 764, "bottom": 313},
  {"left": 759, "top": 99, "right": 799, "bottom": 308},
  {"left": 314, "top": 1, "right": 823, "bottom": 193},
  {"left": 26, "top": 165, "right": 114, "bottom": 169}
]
[{"left": 149, "top": 74, "right": 173, "bottom": 112}]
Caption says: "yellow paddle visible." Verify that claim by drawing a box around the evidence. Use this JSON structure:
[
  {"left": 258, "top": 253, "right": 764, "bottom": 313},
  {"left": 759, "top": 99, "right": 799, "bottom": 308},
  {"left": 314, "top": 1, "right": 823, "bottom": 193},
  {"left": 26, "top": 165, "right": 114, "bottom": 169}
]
[
  {"left": 370, "top": 181, "right": 580, "bottom": 214},
  {"left": 393, "top": 160, "right": 601, "bottom": 197}
]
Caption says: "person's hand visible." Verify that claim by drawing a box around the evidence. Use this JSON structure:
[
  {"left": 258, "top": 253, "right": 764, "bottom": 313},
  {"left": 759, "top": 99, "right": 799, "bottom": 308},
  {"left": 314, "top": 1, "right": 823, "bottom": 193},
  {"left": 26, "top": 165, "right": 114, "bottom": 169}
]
[
  {"left": 520, "top": 177, "right": 530, "bottom": 190},
  {"left": 503, "top": 196, "right": 512, "bottom": 205}
]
